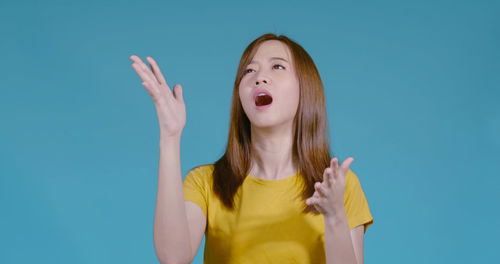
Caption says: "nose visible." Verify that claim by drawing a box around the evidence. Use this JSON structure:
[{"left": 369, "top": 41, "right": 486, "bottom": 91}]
[
  {"left": 255, "top": 78, "right": 268, "bottom": 86},
  {"left": 254, "top": 68, "right": 270, "bottom": 86}
]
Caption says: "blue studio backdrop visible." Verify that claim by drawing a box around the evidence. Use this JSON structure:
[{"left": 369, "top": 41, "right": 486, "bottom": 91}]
[{"left": 1, "top": 0, "right": 499, "bottom": 263}]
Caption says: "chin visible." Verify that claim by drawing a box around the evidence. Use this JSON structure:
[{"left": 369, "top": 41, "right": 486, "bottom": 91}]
[
  {"left": 248, "top": 117, "right": 276, "bottom": 128},
  {"left": 249, "top": 117, "right": 294, "bottom": 130}
]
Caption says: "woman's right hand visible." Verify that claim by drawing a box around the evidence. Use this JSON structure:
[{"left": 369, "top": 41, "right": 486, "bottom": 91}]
[{"left": 129, "top": 55, "right": 186, "bottom": 138}]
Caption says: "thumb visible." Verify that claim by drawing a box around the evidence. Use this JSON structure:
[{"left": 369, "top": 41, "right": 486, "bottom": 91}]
[{"left": 173, "top": 84, "right": 184, "bottom": 102}]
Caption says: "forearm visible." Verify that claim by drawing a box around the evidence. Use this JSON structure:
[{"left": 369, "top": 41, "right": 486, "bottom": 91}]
[
  {"left": 153, "top": 135, "right": 192, "bottom": 264},
  {"left": 324, "top": 211, "right": 358, "bottom": 264}
]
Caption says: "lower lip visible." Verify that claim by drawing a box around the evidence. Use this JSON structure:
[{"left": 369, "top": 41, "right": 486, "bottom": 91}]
[{"left": 255, "top": 102, "right": 272, "bottom": 110}]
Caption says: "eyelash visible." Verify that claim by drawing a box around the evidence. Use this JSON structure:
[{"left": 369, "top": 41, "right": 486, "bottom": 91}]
[{"left": 244, "top": 64, "right": 285, "bottom": 74}]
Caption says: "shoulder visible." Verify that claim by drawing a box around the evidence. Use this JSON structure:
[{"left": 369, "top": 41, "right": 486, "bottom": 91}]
[
  {"left": 188, "top": 163, "right": 215, "bottom": 174},
  {"left": 185, "top": 164, "right": 215, "bottom": 182},
  {"left": 344, "top": 169, "right": 366, "bottom": 195},
  {"left": 345, "top": 169, "right": 360, "bottom": 185}
]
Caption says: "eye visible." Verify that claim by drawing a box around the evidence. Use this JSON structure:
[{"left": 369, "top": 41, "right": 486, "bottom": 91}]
[
  {"left": 273, "top": 64, "right": 285, "bottom": 70},
  {"left": 244, "top": 68, "right": 254, "bottom": 75}
]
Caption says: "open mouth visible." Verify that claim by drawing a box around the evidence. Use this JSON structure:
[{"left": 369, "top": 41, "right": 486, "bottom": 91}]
[{"left": 255, "top": 93, "right": 273, "bottom": 106}]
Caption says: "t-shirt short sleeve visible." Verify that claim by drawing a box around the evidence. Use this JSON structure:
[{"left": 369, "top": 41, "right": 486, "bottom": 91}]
[
  {"left": 182, "top": 166, "right": 209, "bottom": 217},
  {"left": 344, "top": 169, "right": 374, "bottom": 233}
]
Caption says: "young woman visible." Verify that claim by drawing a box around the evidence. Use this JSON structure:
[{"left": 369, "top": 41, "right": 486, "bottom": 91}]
[{"left": 130, "top": 33, "right": 373, "bottom": 264}]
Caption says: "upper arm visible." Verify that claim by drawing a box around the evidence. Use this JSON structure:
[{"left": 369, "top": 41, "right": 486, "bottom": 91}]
[
  {"left": 185, "top": 201, "right": 207, "bottom": 262},
  {"left": 351, "top": 225, "right": 365, "bottom": 264}
]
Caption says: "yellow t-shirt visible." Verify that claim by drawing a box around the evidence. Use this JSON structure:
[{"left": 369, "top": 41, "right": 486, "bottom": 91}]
[{"left": 183, "top": 164, "right": 373, "bottom": 264}]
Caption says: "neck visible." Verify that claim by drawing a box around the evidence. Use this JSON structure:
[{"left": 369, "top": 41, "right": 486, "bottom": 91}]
[{"left": 249, "top": 122, "right": 297, "bottom": 180}]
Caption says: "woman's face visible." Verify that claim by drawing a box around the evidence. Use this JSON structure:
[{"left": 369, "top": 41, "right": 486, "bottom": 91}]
[{"left": 239, "top": 40, "right": 300, "bottom": 129}]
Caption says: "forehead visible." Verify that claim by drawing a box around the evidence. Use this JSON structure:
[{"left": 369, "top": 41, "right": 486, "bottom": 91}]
[{"left": 251, "top": 40, "right": 291, "bottom": 62}]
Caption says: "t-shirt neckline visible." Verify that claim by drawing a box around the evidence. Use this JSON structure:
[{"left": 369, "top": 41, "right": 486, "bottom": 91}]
[{"left": 247, "top": 172, "right": 299, "bottom": 184}]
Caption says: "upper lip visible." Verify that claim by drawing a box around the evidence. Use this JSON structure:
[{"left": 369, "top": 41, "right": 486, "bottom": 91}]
[{"left": 253, "top": 88, "right": 273, "bottom": 103}]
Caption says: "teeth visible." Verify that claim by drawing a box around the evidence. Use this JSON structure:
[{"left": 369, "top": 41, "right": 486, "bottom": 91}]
[{"left": 255, "top": 92, "right": 273, "bottom": 106}]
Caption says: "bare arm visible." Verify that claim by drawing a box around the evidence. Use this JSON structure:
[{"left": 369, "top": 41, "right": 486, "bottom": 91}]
[
  {"left": 154, "top": 136, "right": 192, "bottom": 264},
  {"left": 324, "top": 213, "right": 364, "bottom": 264},
  {"left": 130, "top": 55, "right": 191, "bottom": 263},
  {"left": 307, "top": 158, "right": 366, "bottom": 264},
  {"left": 351, "top": 225, "right": 365, "bottom": 264}
]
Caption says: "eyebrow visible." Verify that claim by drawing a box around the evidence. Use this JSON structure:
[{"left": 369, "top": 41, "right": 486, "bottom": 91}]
[{"left": 249, "top": 57, "right": 289, "bottom": 65}]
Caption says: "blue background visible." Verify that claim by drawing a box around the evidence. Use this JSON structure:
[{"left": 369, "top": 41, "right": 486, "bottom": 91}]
[{"left": 1, "top": 0, "right": 498, "bottom": 263}]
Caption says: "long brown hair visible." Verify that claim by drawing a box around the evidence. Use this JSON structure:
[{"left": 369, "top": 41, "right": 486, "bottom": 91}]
[{"left": 211, "top": 33, "right": 334, "bottom": 214}]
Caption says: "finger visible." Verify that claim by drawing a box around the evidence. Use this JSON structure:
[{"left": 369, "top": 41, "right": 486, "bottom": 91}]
[
  {"left": 330, "top": 157, "right": 337, "bottom": 170},
  {"left": 130, "top": 55, "right": 159, "bottom": 81},
  {"left": 146, "top": 57, "right": 175, "bottom": 100},
  {"left": 131, "top": 62, "right": 156, "bottom": 87},
  {"left": 306, "top": 197, "right": 317, "bottom": 205},
  {"left": 141, "top": 81, "right": 159, "bottom": 98},
  {"left": 339, "top": 157, "right": 354, "bottom": 178},
  {"left": 132, "top": 66, "right": 162, "bottom": 100},
  {"left": 330, "top": 157, "right": 339, "bottom": 180},
  {"left": 146, "top": 56, "right": 169, "bottom": 87},
  {"left": 324, "top": 167, "right": 333, "bottom": 188},
  {"left": 130, "top": 56, "right": 160, "bottom": 86},
  {"left": 307, "top": 191, "right": 319, "bottom": 200},
  {"left": 173, "top": 83, "right": 184, "bottom": 102},
  {"left": 315, "top": 182, "right": 327, "bottom": 197}
]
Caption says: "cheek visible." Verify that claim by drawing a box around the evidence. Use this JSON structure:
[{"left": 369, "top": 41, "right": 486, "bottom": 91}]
[
  {"left": 288, "top": 84, "right": 300, "bottom": 113},
  {"left": 278, "top": 89, "right": 299, "bottom": 114},
  {"left": 286, "top": 81, "right": 300, "bottom": 104},
  {"left": 238, "top": 84, "right": 250, "bottom": 106}
]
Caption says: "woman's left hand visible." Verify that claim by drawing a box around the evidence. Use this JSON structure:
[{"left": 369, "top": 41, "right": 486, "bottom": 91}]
[{"left": 305, "top": 157, "right": 354, "bottom": 218}]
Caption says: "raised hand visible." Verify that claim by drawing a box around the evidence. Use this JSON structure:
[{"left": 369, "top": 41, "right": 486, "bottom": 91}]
[
  {"left": 129, "top": 55, "right": 186, "bottom": 138},
  {"left": 305, "top": 157, "right": 354, "bottom": 218}
]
